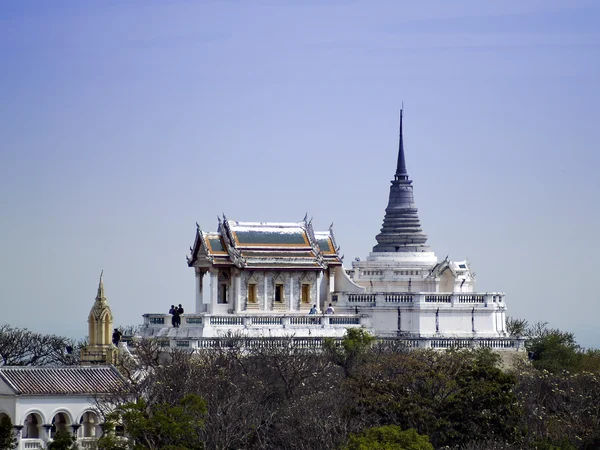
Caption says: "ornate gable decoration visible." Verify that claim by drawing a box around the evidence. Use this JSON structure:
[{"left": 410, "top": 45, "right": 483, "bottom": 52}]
[{"left": 188, "top": 215, "right": 343, "bottom": 271}]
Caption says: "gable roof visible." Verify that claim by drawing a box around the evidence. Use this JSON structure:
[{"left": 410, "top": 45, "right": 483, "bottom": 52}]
[
  {"left": 188, "top": 216, "right": 342, "bottom": 269},
  {"left": 0, "top": 365, "right": 126, "bottom": 396}
]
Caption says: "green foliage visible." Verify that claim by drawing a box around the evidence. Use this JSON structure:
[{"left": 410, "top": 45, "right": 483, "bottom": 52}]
[
  {"left": 94, "top": 326, "right": 600, "bottom": 450},
  {"left": 347, "top": 348, "right": 523, "bottom": 448},
  {"left": 324, "top": 328, "right": 375, "bottom": 377},
  {"left": 515, "top": 366, "right": 600, "bottom": 450},
  {"left": 506, "top": 317, "right": 528, "bottom": 337},
  {"left": 342, "top": 426, "right": 433, "bottom": 450},
  {"left": 0, "top": 415, "right": 17, "bottom": 450},
  {"left": 577, "top": 348, "right": 600, "bottom": 373},
  {"left": 98, "top": 394, "right": 206, "bottom": 450},
  {"left": 526, "top": 322, "right": 581, "bottom": 373},
  {"left": 46, "top": 431, "right": 77, "bottom": 450}
]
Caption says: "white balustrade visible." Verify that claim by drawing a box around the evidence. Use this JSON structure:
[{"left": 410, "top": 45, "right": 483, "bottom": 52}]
[
  {"left": 333, "top": 292, "right": 504, "bottom": 308},
  {"left": 21, "top": 439, "right": 43, "bottom": 449}
]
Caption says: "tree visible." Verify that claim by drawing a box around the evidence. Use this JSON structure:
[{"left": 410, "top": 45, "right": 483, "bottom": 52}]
[
  {"left": 346, "top": 348, "right": 523, "bottom": 448},
  {"left": 342, "top": 426, "right": 433, "bottom": 450},
  {"left": 46, "top": 431, "right": 77, "bottom": 450},
  {"left": 506, "top": 317, "right": 528, "bottom": 337},
  {"left": 515, "top": 365, "right": 600, "bottom": 449},
  {"left": 525, "top": 322, "right": 581, "bottom": 373},
  {"left": 0, "top": 415, "right": 17, "bottom": 450},
  {"left": 0, "top": 324, "right": 82, "bottom": 366},
  {"left": 98, "top": 394, "right": 206, "bottom": 450},
  {"left": 324, "top": 328, "right": 375, "bottom": 377}
]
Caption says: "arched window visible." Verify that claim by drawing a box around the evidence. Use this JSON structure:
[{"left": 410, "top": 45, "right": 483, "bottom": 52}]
[
  {"left": 22, "top": 413, "right": 42, "bottom": 438},
  {"left": 79, "top": 411, "right": 99, "bottom": 438},
  {"left": 50, "top": 412, "right": 70, "bottom": 438}
]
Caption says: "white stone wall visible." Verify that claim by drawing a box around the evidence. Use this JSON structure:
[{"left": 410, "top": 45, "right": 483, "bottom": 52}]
[
  {"left": 356, "top": 304, "right": 506, "bottom": 338},
  {"left": 232, "top": 270, "right": 323, "bottom": 312}
]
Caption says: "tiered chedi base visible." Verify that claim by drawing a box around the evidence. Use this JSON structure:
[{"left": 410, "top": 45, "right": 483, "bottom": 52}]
[{"left": 373, "top": 178, "right": 431, "bottom": 253}]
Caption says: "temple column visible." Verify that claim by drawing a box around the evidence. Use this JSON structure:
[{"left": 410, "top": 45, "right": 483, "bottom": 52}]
[
  {"left": 43, "top": 425, "right": 52, "bottom": 442},
  {"left": 210, "top": 270, "right": 218, "bottom": 314},
  {"left": 234, "top": 272, "right": 241, "bottom": 313},
  {"left": 328, "top": 267, "right": 335, "bottom": 304},
  {"left": 202, "top": 271, "right": 211, "bottom": 308},
  {"left": 12, "top": 426, "right": 22, "bottom": 446},
  {"left": 195, "top": 270, "right": 202, "bottom": 313},
  {"left": 316, "top": 272, "right": 322, "bottom": 311},
  {"left": 263, "top": 272, "right": 269, "bottom": 311},
  {"left": 289, "top": 275, "right": 294, "bottom": 311}
]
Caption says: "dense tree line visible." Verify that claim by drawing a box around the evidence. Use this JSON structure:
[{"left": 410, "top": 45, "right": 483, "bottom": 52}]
[
  {"left": 93, "top": 325, "right": 600, "bottom": 450},
  {"left": 3, "top": 321, "right": 600, "bottom": 449}
]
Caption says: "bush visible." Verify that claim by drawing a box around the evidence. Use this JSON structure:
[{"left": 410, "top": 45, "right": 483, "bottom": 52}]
[{"left": 342, "top": 426, "right": 433, "bottom": 450}]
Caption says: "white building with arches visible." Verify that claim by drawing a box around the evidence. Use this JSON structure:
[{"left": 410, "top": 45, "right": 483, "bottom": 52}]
[{"left": 0, "top": 360, "right": 125, "bottom": 448}]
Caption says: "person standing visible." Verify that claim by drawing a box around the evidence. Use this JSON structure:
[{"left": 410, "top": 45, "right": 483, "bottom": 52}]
[
  {"left": 172, "top": 308, "right": 180, "bottom": 328},
  {"left": 112, "top": 328, "right": 122, "bottom": 346},
  {"left": 176, "top": 304, "right": 184, "bottom": 327}
]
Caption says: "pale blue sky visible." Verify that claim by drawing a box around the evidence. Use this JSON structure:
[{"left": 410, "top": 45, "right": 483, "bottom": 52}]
[{"left": 1, "top": 1, "right": 599, "bottom": 346}]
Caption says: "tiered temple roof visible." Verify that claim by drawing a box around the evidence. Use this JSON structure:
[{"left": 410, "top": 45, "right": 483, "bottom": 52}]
[
  {"left": 373, "top": 110, "right": 431, "bottom": 253},
  {"left": 188, "top": 216, "right": 341, "bottom": 270}
]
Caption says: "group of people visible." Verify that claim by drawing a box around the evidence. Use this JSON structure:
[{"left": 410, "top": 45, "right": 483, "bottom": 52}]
[
  {"left": 308, "top": 303, "right": 335, "bottom": 314},
  {"left": 169, "top": 304, "right": 185, "bottom": 328}
]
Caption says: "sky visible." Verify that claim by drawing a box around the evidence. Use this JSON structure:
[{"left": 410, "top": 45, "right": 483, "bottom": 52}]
[{"left": 1, "top": 0, "right": 599, "bottom": 347}]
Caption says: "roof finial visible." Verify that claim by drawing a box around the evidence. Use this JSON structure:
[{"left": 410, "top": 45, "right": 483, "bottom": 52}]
[
  {"left": 395, "top": 106, "right": 408, "bottom": 180},
  {"left": 96, "top": 270, "right": 105, "bottom": 300}
]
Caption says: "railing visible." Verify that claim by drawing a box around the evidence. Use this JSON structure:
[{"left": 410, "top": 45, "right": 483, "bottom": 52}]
[
  {"left": 290, "top": 316, "right": 319, "bottom": 325},
  {"left": 385, "top": 294, "right": 413, "bottom": 303},
  {"left": 143, "top": 314, "right": 365, "bottom": 329},
  {"left": 334, "top": 292, "right": 505, "bottom": 307},
  {"left": 153, "top": 336, "right": 524, "bottom": 351},
  {"left": 330, "top": 317, "right": 360, "bottom": 325},
  {"left": 78, "top": 438, "right": 97, "bottom": 449},
  {"left": 456, "top": 295, "right": 485, "bottom": 303},
  {"left": 348, "top": 294, "right": 376, "bottom": 303},
  {"left": 425, "top": 295, "right": 451, "bottom": 303},
  {"left": 251, "top": 317, "right": 282, "bottom": 326},
  {"left": 478, "top": 339, "right": 518, "bottom": 349},
  {"left": 381, "top": 337, "right": 523, "bottom": 350},
  {"left": 429, "top": 339, "right": 472, "bottom": 349},
  {"left": 210, "top": 316, "right": 243, "bottom": 326},
  {"left": 21, "top": 440, "right": 43, "bottom": 449},
  {"left": 186, "top": 317, "right": 203, "bottom": 324}
]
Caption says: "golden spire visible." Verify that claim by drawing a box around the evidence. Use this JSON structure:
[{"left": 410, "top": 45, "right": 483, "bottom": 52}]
[{"left": 96, "top": 270, "right": 105, "bottom": 301}]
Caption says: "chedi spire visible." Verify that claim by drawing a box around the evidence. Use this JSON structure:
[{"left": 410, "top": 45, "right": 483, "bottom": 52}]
[{"left": 372, "top": 110, "right": 431, "bottom": 253}]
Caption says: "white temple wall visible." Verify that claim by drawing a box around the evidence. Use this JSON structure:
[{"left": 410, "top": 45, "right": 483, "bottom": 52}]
[
  {"left": 369, "top": 309, "right": 399, "bottom": 336},
  {"left": 334, "top": 265, "right": 366, "bottom": 294},
  {"left": 439, "top": 271, "right": 454, "bottom": 293},
  {"left": 440, "top": 311, "right": 472, "bottom": 335},
  {"left": 230, "top": 270, "right": 323, "bottom": 312},
  {"left": 355, "top": 305, "right": 505, "bottom": 338}
]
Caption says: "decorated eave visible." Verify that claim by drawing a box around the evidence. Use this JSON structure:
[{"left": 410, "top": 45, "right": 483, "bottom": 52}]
[
  {"left": 429, "top": 257, "right": 475, "bottom": 280},
  {"left": 187, "top": 215, "right": 342, "bottom": 270}
]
